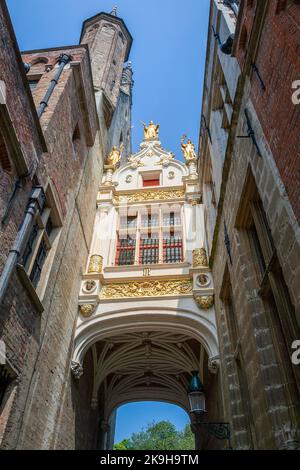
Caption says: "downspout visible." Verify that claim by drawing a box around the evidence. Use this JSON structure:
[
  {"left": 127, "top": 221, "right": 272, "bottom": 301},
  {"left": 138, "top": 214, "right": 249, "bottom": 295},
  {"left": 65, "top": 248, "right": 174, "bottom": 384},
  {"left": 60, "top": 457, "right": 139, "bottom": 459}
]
[
  {"left": 0, "top": 187, "right": 45, "bottom": 304},
  {"left": 37, "top": 53, "right": 71, "bottom": 118}
]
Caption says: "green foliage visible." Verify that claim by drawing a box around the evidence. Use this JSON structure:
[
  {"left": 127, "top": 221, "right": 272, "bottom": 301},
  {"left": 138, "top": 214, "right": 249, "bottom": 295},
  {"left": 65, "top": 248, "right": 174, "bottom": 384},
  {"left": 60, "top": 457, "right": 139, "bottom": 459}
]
[
  {"left": 113, "top": 439, "right": 130, "bottom": 450},
  {"left": 114, "top": 420, "right": 194, "bottom": 451}
]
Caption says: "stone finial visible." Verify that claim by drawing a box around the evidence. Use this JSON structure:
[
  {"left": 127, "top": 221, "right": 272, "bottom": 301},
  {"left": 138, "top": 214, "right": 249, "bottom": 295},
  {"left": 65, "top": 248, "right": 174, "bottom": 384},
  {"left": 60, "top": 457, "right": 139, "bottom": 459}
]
[
  {"left": 71, "top": 361, "right": 83, "bottom": 380},
  {"left": 110, "top": 6, "right": 118, "bottom": 16}
]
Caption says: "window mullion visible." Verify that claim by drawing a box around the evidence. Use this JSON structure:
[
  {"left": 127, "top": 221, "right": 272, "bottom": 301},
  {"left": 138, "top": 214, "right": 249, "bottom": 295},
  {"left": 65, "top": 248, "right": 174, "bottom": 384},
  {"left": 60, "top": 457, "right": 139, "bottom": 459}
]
[
  {"left": 159, "top": 206, "right": 163, "bottom": 264},
  {"left": 135, "top": 209, "right": 141, "bottom": 265}
]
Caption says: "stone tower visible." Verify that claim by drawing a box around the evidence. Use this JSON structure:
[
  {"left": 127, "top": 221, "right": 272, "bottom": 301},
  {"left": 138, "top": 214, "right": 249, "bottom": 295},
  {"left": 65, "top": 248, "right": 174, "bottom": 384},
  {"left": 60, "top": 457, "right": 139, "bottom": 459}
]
[
  {"left": 108, "top": 62, "right": 133, "bottom": 164},
  {"left": 80, "top": 9, "right": 133, "bottom": 127}
]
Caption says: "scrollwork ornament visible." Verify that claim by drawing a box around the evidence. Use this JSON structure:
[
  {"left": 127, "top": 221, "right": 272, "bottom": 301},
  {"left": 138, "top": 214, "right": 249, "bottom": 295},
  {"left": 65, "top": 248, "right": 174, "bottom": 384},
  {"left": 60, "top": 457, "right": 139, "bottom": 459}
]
[
  {"left": 100, "top": 279, "right": 193, "bottom": 299},
  {"left": 193, "top": 248, "right": 209, "bottom": 268}
]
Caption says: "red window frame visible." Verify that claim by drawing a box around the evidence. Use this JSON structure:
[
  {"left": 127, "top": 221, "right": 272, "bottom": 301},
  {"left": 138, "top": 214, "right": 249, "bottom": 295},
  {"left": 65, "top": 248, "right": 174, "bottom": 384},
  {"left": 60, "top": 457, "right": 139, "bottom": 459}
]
[
  {"left": 115, "top": 236, "right": 136, "bottom": 266},
  {"left": 139, "top": 236, "right": 159, "bottom": 265},
  {"left": 163, "top": 236, "right": 183, "bottom": 264},
  {"left": 143, "top": 178, "right": 160, "bottom": 187}
]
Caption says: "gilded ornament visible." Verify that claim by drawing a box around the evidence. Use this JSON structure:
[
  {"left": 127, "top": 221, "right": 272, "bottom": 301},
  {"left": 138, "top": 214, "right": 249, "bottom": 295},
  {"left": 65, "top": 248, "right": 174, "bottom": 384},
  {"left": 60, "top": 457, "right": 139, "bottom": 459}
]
[
  {"left": 143, "top": 120, "right": 159, "bottom": 140},
  {"left": 192, "top": 248, "right": 208, "bottom": 268},
  {"left": 106, "top": 144, "right": 124, "bottom": 168},
  {"left": 100, "top": 279, "right": 193, "bottom": 300},
  {"left": 128, "top": 154, "right": 145, "bottom": 168},
  {"left": 181, "top": 135, "right": 197, "bottom": 162},
  {"left": 194, "top": 295, "right": 214, "bottom": 310},
  {"left": 79, "top": 304, "right": 96, "bottom": 318},
  {"left": 114, "top": 189, "right": 185, "bottom": 205},
  {"left": 88, "top": 255, "right": 103, "bottom": 274}
]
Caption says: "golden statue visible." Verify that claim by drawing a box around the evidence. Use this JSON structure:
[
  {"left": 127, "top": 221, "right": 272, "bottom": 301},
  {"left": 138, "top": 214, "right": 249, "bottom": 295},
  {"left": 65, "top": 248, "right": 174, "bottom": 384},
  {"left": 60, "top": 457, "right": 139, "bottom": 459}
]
[
  {"left": 143, "top": 120, "right": 159, "bottom": 140},
  {"left": 106, "top": 144, "right": 123, "bottom": 167},
  {"left": 181, "top": 135, "right": 197, "bottom": 162}
]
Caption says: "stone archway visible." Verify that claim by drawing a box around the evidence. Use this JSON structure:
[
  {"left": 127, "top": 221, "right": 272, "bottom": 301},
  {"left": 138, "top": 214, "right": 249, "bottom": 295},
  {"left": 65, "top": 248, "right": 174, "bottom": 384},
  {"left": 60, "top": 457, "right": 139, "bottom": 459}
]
[{"left": 71, "top": 306, "right": 220, "bottom": 450}]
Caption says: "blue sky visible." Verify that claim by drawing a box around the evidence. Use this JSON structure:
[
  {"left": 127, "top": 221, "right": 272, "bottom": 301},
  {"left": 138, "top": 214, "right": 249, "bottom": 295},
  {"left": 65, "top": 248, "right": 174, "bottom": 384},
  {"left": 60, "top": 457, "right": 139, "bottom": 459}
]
[
  {"left": 7, "top": 0, "right": 210, "bottom": 159},
  {"left": 6, "top": 0, "right": 210, "bottom": 439},
  {"left": 115, "top": 402, "right": 190, "bottom": 442}
]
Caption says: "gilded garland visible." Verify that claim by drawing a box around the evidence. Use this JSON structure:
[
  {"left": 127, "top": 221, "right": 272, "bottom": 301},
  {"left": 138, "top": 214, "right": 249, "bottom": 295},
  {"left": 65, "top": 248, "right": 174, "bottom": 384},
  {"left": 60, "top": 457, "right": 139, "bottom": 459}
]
[
  {"left": 113, "top": 189, "right": 185, "bottom": 205},
  {"left": 100, "top": 279, "right": 193, "bottom": 300}
]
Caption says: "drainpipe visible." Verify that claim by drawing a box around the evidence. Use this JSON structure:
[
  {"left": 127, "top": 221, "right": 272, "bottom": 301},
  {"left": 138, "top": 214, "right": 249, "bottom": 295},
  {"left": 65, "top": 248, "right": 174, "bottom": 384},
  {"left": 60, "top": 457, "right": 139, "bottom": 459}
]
[
  {"left": 0, "top": 187, "right": 45, "bottom": 304},
  {"left": 37, "top": 54, "right": 71, "bottom": 118}
]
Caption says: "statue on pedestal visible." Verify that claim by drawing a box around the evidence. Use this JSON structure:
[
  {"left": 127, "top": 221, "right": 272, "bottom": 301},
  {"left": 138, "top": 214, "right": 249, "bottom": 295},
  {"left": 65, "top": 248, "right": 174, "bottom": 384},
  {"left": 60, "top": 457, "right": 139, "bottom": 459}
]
[
  {"left": 143, "top": 120, "right": 159, "bottom": 140},
  {"left": 181, "top": 135, "right": 197, "bottom": 162}
]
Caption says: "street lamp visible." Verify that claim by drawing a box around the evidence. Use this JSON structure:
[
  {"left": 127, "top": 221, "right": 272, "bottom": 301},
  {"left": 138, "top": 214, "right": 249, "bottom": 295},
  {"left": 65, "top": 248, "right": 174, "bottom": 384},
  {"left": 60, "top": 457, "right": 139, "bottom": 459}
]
[{"left": 188, "top": 371, "right": 232, "bottom": 449}]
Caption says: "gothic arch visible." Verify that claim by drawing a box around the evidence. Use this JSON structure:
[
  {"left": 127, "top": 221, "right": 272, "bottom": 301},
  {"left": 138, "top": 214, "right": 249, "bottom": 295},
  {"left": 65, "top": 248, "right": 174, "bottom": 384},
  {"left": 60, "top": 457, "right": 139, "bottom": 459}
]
[{"left": 73, "top": 305, "right": 219, "bottom": 367}]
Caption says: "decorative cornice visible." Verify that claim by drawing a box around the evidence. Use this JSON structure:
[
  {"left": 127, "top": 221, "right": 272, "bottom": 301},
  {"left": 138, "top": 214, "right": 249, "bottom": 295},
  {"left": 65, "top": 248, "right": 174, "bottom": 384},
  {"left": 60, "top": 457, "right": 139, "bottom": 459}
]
[
  {"left": 194, "top": 295, "right": 214, "bottom": 310},
  {"left": 113, "top": 189, "right": 185, "bottom": 205},
  {"left": 100, "top": 279, "right": 193, "bottom": 300}
]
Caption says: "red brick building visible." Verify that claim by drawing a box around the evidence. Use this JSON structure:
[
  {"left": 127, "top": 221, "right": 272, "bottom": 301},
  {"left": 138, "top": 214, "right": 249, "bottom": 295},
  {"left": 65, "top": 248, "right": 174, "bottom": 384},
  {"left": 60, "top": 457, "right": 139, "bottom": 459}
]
[{"left": 0, "top": 2, "right": 132, "bottom": 449}]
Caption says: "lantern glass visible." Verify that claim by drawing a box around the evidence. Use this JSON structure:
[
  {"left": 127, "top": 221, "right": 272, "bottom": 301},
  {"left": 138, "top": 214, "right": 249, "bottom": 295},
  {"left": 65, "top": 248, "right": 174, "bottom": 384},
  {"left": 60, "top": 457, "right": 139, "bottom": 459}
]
[{"left": 188, "top": 390, "right": 206, "bottom": 414}]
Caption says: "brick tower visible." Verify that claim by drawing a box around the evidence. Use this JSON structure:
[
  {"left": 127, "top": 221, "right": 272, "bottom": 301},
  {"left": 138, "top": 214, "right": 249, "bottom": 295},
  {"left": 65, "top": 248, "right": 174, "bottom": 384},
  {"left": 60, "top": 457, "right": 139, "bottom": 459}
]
[{"left": 80, "top": 8, "right": 133, "bottom": 127}]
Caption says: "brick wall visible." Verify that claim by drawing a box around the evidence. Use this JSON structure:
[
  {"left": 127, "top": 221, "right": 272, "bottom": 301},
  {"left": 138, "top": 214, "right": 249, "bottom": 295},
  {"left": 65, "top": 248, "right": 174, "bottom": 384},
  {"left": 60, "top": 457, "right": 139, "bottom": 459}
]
[
  {"left": 236, "top": 1, "right": 300, "bottom": 221},
  {"left": 0, "top": 2, "right": 44, "bottom": 274}
]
